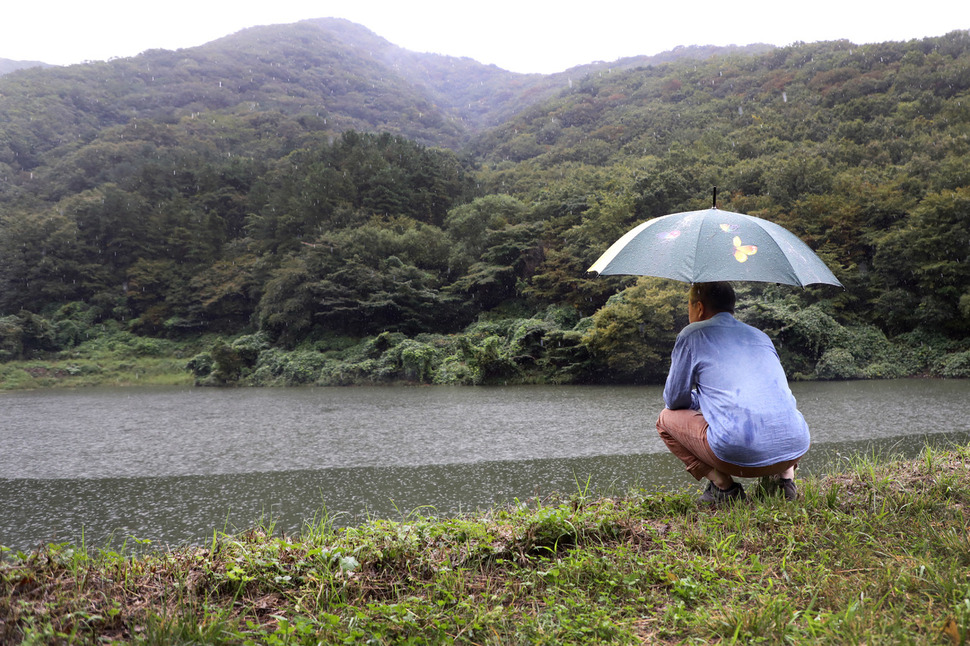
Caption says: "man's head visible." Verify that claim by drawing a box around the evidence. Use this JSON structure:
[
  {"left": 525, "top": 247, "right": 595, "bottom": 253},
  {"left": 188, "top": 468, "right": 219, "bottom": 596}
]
[{"left": 688, "top": 282, "right": 736, "bottom": 323}]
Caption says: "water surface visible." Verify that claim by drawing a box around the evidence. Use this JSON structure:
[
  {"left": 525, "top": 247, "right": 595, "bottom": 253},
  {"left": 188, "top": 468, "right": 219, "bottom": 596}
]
[{"left": 2, "top": 380, "right": 968, "bottom": 552}]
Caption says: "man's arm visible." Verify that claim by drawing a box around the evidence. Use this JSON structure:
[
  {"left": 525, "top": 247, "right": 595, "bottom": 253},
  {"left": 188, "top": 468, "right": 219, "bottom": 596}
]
[{"left": 662, "top": 337, "right": 696, "bottom": 410}]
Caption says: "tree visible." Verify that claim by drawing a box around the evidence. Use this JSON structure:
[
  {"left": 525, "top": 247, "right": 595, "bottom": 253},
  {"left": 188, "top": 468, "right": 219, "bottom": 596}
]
[
  {"left": 581, "top": 279, "right": 687, "bottom": 383},
  {"left": 871, "top": 187, "right": 970, "bottom": 335},
  {"left": 186, "top": 254, "right": 263, "bottom": 330},
  {"left": 444, "top": 194, "right": 529, "bottom": 267}
]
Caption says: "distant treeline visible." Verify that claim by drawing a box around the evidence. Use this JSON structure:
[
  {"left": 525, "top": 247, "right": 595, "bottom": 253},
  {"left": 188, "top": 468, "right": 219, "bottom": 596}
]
[{"left": 1, "top": 27, "right": 968, "bottom": 384}]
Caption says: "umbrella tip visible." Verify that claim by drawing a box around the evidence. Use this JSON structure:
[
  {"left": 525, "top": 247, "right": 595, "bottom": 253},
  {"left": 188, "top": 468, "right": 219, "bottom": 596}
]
[{"left": 712, "top": 186, "right": 717, "bottom": 209}]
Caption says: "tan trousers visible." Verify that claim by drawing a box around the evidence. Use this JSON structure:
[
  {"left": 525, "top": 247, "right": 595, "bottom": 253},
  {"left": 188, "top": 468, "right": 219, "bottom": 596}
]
[{"left": 656, "top": 408, "right": 802, "bottom": 481}]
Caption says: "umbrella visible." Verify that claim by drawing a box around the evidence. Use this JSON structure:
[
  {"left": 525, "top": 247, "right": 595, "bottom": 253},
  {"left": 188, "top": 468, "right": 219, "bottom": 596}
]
[{"left": 587, "top": 206, "right": 843, "bottom": 288}]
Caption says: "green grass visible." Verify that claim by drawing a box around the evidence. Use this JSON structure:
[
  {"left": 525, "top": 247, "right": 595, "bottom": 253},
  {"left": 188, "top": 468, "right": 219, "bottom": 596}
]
[
  {"left": 0, "top": 357, "right": 194, "bottom": 389},
  {"left": 0, "top": 331, "right": 214, "bottom": 389},
  {"left": 3, "top": 444, "right": 970, "bottom": 644}
]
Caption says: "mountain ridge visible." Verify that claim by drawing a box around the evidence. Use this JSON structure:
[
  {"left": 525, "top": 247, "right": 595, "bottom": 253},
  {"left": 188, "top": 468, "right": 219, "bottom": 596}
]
[
  {"left": 0, "top": 18, "right": 778, "bottom": 173},
  {"left": 0, "top": 58, "right": 50, "bottom": 75}
]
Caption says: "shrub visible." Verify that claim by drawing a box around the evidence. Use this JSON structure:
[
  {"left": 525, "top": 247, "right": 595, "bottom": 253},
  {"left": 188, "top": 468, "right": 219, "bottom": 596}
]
[
  {"left": 130, "top": 337, "right": 174, "bottom": 357},
  {"left": 318, "top": 357, "right": 381, "bottom": 386},
  {"left": 186, "top": 352, "right": 214, "bottom": 377},
  {"left": 861, "top": 361, "right": 908, "bottom": 379},
  {"left": 464, "top": 334, "right": 519, "bottom": 382},
  {"left": 0, "top": 311, "right": 63, "bottom": 360},
  {"left": 815, "top": 347, "right": 862, "bottom": 380},
  {"left": 208, "top": 342, "right": 246, "bottom": 384},
  {"left": 508, "top": 318, "right": 552, "bottom": 364},
  {"left": 53, "top": 319, "right": 86, "bottom": 348},
  {"left": 396, "top": 339, "right": 441, "bottom": 382},
  {"left": 194, "top": 333, "right": 271, "bottom": 385},
  {"left": 279, "top": 351, "right": 329, "bottom": 385},
  {"left": 940, "top": 351, "right": 970, "bottom": 378},
  {"left": 433, "top": 355, "right": 482, "bottom": 385},
  {"left": 895, "top": 328, "right": 960, "bottom": 375},
  {"left": 542, "top": 305, "right": 582, "bottom": 329},
  {"left": 230, "top": 332, "right": 271, "bottom": 364}
]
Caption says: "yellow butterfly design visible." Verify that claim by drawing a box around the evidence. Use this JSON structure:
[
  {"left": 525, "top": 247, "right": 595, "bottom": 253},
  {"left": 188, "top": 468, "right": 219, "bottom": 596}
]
[
  {"left": 720, "top": 223, "right": 738, "bottom": 232},
  {"left": 733, "top": 236, "right": 758, "bottom": 262}
]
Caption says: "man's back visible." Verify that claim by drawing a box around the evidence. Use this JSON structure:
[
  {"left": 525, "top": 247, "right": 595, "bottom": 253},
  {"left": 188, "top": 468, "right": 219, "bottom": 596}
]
[{"left": 663, "top": 312, "right": 810, "bottom": 467}]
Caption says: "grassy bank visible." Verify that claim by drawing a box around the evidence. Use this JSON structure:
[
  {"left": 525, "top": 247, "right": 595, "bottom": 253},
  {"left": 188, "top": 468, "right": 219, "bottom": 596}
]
[
  {"left": 0, "top": 357, "right": 194, "bottom": 389},
  {"left": 0, "top": 331, "right": 203, "bottom": 390},
  {"left": 3, "top": 446, "right": 970, "bottom": 644}
]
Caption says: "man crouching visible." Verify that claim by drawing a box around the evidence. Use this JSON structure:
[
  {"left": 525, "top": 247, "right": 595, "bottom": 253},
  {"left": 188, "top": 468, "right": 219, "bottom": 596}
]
[{"left": 656, "top": 282, "right": 809, "bottom": 504}]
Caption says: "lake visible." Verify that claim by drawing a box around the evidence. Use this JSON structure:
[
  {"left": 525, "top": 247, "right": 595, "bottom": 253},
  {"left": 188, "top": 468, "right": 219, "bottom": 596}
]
[{"left": 2, "top": 380, "right": 969, "bottom": 552}]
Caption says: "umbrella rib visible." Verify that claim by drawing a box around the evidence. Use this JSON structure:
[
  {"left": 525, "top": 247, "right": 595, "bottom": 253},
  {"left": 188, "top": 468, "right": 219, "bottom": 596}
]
[
  {"left": 685, "top": 214, "right": 706, "bottom": 283},
  {"left": 757, "top": 220, "right": 837, "bottom": 286}
]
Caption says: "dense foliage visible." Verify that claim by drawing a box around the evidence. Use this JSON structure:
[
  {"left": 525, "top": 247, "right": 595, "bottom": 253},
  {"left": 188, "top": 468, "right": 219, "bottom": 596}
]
[{"left": 1, "top": 22, "right": 968, "bottom": 386}]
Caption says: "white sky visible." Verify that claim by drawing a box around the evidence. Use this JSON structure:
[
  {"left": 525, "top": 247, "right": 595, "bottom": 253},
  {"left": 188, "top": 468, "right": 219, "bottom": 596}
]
[{"left": 2, "top": 0, "right": 966, "bottom": 74}]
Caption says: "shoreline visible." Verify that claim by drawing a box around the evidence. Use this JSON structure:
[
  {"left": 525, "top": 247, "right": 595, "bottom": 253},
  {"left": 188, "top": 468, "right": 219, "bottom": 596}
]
[{"left": 0, "top": 351, "right": 960, "bottom": 392}]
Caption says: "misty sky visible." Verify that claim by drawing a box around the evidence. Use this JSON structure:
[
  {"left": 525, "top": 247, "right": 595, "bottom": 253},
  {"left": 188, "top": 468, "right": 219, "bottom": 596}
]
[{"left": 2, "top": 0, "right": 967, "bottom": 74}]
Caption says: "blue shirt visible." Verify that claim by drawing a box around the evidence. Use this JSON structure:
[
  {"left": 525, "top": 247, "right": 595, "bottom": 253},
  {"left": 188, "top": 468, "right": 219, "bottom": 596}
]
[{"left": 662, "top": 312, "right": 810, "bottom": 467}]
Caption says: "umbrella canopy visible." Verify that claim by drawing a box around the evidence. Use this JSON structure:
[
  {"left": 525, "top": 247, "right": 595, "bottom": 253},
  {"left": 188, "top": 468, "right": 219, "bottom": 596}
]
[{"left": 588, "top": 207, "right": 843, "bottom": 288}]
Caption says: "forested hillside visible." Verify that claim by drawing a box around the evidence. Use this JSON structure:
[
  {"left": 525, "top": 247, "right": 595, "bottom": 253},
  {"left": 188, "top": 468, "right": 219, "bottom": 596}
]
[{"left": 1, "top": 20, "right": 968, "bottom": 387}]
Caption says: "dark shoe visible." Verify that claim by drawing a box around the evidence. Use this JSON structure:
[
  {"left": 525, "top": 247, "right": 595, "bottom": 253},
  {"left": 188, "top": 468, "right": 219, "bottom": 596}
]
[
  {"left": 699, "top": 481, "right": 746, "bottom": 505},
  {"left": 756, "top": 474, "right": 799, "bottom": 501},
  {"left": 772, "top": 475, "right": 798, "bottom": 501}
]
